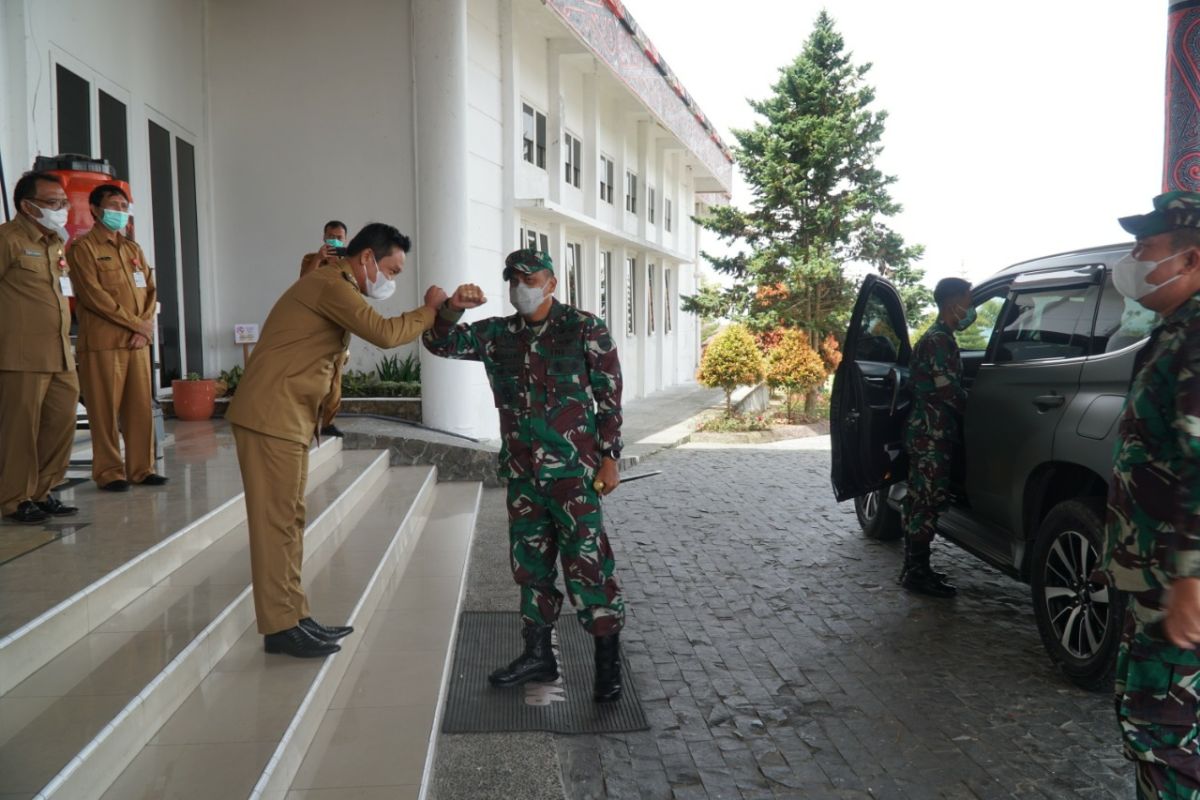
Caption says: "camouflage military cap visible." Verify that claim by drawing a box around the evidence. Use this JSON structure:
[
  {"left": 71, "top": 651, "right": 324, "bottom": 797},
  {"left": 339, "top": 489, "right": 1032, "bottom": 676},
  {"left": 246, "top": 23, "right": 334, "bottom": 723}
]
[
  {"left": 503, "top": 248, "right": 555, "bottom": 281},
  {"left": 1119, "top": 191, "right": 1200, "bottom": 238}
]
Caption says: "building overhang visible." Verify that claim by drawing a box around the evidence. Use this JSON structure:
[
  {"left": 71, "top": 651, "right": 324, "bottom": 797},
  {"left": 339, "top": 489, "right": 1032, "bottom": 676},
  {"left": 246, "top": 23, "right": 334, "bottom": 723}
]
[
  {"left": 515, "top": 198, "right": 696, "bottom": 262},
  {"left": 542, "top": 0, "right": 734, "bottom": 197}
]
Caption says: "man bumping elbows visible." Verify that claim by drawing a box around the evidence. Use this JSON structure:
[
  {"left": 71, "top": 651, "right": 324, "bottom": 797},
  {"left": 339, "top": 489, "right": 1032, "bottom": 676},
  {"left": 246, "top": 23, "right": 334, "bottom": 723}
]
[
  {"left": 68, "top": 184, "right": 167, "bottom": 491},
  {"left": 227, "top": 223, "right": 446, "bottom": 658},
  {"left": 423, "top": 248, "right": 627, "bottom": 702},
  {"left": 0, "top": 171, "right": 80, "bottom": 525}
]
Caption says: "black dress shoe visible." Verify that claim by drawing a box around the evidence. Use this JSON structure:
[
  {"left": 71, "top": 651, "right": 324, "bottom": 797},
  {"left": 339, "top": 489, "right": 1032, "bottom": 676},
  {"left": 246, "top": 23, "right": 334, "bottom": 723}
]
[
  {"left": 264, "top": 625, "right": 341, "bottom": 658},
  {"left": 6, "top": 500, "right": 49, "bottom": 525},
  {"left": 37, "top": 495, "right": 78, "bottom": 517},
  {"left": 320, "top": 424, "right": 344, "bottom": 438},
  {"left": 99, "top": 479, "right": 131, "bottom": 492},
  {"left": 299, "top": 616, "right": 354, "bottom": 642},
  {"left": 136, "top": 474, "right": 170, "bottom": 486}
]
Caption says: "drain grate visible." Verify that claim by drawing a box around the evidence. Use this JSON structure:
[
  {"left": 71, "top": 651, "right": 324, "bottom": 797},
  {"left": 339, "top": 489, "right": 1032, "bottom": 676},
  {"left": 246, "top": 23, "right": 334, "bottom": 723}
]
[{"left": 441, "top": 611, "right": 648, "bottom": 735}]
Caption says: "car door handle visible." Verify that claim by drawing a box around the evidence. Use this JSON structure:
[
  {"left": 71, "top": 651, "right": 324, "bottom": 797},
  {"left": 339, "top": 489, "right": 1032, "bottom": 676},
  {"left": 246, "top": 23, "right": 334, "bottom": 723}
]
[{"left": 1032, "top": 393, "right": 1065, "bottom": 411}]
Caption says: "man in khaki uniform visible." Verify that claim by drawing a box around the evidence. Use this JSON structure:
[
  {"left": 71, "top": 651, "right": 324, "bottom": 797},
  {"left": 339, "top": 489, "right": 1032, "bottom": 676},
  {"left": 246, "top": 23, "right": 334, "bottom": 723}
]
[
  {"left": 68, "top": 184, "right": 168, "bottom": 492},
  {"left": 0, "top": 172, "right": 80, "bottom": 525},
  {"left": 300, "top": 220, "right": 349, "bottom": 437},
  {"left": 299, "top": 219, "right": 347, "bottom": 278},
  {"left": 227, "top": 223, "right": 447, "bottom": 658}
]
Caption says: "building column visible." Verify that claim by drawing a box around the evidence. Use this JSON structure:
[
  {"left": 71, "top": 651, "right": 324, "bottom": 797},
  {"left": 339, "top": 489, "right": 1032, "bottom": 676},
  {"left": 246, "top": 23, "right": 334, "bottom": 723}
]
[
  {"left": 413, "top": 0, "right": 476, "bottom": 436},
  {"left": 582, "top": 65, "right": 599, "bottom": 219},
  {"left": 1167, "top": 1, "right": 1200, "bottom": 191}
]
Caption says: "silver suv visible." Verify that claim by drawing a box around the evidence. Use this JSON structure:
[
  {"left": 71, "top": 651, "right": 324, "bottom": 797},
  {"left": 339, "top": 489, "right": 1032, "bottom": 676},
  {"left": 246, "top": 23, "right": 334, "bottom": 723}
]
[{"left": 830, "top": 244, "right": 1158, "bottom": 690}]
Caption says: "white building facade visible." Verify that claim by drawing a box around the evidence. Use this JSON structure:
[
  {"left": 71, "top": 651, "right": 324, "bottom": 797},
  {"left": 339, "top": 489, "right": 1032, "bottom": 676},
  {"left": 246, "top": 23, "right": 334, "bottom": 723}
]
[{"left": 0, "top": 0, "right": 733, "bottom": 440}]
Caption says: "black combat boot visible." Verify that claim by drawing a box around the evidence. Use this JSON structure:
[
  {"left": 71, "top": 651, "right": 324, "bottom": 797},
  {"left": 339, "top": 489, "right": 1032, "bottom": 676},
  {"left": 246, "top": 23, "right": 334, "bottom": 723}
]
[
  {"left": 900, "top": 540, "right": 957, "bottom": 598},
  {"left": 488, "top": 624, "right": 558, "bottom": 688},
  {"left": 593, "top": 633, "right": 623, "bottom": 703}
]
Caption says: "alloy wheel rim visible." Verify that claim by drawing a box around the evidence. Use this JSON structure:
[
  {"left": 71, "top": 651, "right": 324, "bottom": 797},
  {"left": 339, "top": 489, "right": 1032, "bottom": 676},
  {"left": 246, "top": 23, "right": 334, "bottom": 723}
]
[{"left": 1042, "top": 527, "right": 1110, "bottom": 659}]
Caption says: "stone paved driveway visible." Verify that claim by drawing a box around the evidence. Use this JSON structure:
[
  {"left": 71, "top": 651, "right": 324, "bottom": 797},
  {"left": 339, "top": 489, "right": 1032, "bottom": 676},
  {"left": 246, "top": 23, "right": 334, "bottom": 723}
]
[{"left": 557, "top": 439, "right": 1133, "bottom": 800}]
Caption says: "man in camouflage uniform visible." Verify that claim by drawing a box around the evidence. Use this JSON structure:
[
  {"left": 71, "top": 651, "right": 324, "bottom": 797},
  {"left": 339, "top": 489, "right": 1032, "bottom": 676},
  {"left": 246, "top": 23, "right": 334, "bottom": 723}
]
[
  {"left": 901, "top": 277, "right": 973, "bottom": 598},
  {"left": 1106, "top": 191, "right": 1200, "bottom": 798},
  {"left": 422, "top": 248, "right": 626, "bottom": 702}
]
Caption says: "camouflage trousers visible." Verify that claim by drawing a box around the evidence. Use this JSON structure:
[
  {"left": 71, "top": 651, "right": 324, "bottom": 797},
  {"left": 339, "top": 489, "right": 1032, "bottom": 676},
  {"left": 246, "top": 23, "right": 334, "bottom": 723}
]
[
  {"left": 1116, "top": 593, "right": 1200, "bottom": 799},
  {"left": 902, "top": 435, "right": 955, "bottom": 546},
  {"left": 506, "top": 475, "right": 625, "bottom": 637}
]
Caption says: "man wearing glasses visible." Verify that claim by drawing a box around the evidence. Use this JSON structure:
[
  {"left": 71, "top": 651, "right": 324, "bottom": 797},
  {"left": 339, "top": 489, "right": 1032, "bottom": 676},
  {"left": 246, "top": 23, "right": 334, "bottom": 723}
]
[{"left": 0, "top": 171, "right": 80, "bottom": 524}]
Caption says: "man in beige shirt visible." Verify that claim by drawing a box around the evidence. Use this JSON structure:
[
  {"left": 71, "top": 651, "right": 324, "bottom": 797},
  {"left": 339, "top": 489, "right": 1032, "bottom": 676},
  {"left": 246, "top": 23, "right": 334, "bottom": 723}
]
[
  {"left": 68, "top": 184, "right": 167, "bottom": 491},
  {"left": 298, "top": 219, "right": 347, "bottom": 278},
  {"left": 0, "top": 172, "right": 80, "bottom": 525},
  {"left": 227, "top": 222, "right": 446, "bottom": 658}
]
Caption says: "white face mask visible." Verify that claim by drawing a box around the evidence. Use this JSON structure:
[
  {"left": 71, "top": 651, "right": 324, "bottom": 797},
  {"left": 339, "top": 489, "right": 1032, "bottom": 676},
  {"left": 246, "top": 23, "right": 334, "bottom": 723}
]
[
  {"left": 364, "top": 255, "right": 396, "bottom": 301},
  {"left": 30, "top": 203, "right": 69, "bottom": 239},
  {"left": 1112, "top": 250, "right": 1187, "bottom": 301},
  {"left": 510, "top": 282, "right": 549, "bottom": 315}
]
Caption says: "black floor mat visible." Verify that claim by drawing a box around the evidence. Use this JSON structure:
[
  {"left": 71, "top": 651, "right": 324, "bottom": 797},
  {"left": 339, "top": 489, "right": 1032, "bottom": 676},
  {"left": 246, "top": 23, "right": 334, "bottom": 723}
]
[{"left": 441, "top": 611, "right": 648, "bottom": 735}]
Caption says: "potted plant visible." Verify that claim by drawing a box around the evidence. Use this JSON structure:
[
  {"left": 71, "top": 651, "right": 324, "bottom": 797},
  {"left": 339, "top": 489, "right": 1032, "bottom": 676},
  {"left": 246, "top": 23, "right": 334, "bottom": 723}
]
[{"left": 172, "top": 372, "right": 217, "bottom": 421}]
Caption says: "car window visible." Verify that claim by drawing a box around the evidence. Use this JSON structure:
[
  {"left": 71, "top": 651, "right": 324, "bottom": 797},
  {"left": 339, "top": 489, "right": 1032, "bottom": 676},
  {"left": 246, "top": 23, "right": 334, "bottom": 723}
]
[
  {"left": 956, "top": 295, "right": 1005, "bottom": 352},
  {"left": 1091, "top": 274, "right": 1159, "bottom": 354},
  {"left": 993, "top": 284, "right": 1099, "bottom": 363},
  {"left": 855, "top": 290, "right": 901, "bottom": 363}
]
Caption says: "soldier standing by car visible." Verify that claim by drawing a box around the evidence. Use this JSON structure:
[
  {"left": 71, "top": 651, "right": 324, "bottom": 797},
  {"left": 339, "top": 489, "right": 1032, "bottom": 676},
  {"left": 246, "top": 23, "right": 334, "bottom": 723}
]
[
  {"left": 1105, "top": 191, "right": 1200, "bottom": 796},
  {"left": 901, "top": 277, "right": 973, "bottom": 598}
]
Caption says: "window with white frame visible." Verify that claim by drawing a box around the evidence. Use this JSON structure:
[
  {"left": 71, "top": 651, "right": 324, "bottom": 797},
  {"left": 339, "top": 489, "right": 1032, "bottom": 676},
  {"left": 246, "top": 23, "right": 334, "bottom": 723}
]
[
  {"left": 564, "top": 132, "right": 582, "bottom": 188},
  {"left": 625, "top": 171, "right": 638, "bottom": 214},
  {"left": 600, "top": 155, "right": 615, "bottom": 204},
  {"left": 519, "top": 225, "right": 550, "bottom": 254},
  {"left": 647, "top": 263, "right": 656, "bottom": 334},
  {"left": 566, "top": 242, "right": 583, "bottom": 307},
  {"left": 665, "top": 198, "right": 673, "bottom": 232},
  {"left": 54, "top": 62, "right": 130, "bottom": 181},
  {"left": 665, "top": 268, "right": 673, "bottom": 333},
  {"left": 521, "top": 103, "right": 547, "bottom": 169},
  {"left": 625, "top": 257, "right": 637, "bottom": 336},
  {"left": 649, "top": 187, "right": 656, "bottom": 224},
  {"left": 600, "top": 250, "right": 612, "bottom": 325}
]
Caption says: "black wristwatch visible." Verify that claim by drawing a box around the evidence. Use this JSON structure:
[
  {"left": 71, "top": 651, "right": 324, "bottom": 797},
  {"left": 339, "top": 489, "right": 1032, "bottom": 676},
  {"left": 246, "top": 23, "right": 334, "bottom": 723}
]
[{"left": 601, "top": 448, "right": 620, "bottom": 461}]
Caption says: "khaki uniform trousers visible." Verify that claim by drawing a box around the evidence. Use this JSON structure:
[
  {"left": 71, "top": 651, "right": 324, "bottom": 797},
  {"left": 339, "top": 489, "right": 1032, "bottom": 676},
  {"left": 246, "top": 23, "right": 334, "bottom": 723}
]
[
  {"left": 0, "top": 370, "right": 80, "bottom": 515},
  {"left": 79, "top": 348, "right": 155, "bottom": 485},
  {"left": 231, "top": 424, "right": 311, "bottom": 634}
]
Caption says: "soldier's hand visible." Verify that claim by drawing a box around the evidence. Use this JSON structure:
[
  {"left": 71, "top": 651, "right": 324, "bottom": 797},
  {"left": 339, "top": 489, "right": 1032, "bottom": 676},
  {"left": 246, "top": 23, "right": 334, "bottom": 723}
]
[
  {"left": 450, "top": 284, "right": 487, "bottom": 310},
  {"left": 424, "top": 285, "right": 449, "bottom": 311},
  {"left": 593, "top": 458, "right": 620, "bottom": 497},
  {"left": 1165, "top": 577, "right": 1200, "bottom": 649}
]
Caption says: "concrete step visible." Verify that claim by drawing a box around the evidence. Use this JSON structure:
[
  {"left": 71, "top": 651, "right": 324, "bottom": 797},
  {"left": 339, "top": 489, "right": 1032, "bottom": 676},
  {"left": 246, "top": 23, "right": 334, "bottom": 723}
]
[
  {"left": 0, "top": 436, "right": 342, "bottom": 697},
  {"left": 279, "top": 481, "right": 479, "bottom": 800},
  {"left": 0, "top": 448, "right": 385, "bottom": 799},
  {"left": 91, "top": 467, "right": 459, "bottom": 800}
]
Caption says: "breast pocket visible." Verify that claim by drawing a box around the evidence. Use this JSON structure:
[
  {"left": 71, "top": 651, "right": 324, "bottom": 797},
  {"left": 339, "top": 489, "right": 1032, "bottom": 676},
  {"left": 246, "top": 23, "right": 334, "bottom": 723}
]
[
  {"left": 97, "top": 265, "right": 126, "bottom": 288},
  {"left": 546, "top": 356, "right": 588, "bottom": 401},
  {"left": 17, "top": 255, "right": 44, "bottom": 272}
]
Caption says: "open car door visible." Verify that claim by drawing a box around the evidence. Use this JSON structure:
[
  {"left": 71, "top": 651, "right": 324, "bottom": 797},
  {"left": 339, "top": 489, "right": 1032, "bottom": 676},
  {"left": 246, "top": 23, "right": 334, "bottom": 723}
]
[{"left": 830, "top": 274, "right": 913, "bottom": 502}]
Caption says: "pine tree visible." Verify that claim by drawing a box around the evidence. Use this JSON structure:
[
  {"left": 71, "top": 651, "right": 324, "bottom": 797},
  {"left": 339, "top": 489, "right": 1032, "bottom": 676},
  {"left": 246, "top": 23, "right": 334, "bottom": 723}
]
[{"left": 684, "top": 11, "right": 926, "bottom": 411}]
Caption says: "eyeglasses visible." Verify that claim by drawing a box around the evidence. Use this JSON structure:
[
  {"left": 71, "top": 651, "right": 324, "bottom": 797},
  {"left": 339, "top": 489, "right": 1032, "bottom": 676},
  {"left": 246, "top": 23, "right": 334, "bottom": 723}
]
[{"left": 29, "top": 197, "right": 70, "bottom": 211}]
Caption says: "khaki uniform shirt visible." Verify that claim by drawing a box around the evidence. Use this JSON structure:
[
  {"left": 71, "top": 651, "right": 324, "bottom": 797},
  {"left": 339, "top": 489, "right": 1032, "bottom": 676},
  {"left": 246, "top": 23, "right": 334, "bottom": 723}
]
[
  {"left": 0, "top": 214, "right": 72, "bottom": 372},
  {"left": 67, "top": 225, "right": 157, "bottom": 352},
  {"left": 227, "top": 260, "right": 435, "bottom": 445}
]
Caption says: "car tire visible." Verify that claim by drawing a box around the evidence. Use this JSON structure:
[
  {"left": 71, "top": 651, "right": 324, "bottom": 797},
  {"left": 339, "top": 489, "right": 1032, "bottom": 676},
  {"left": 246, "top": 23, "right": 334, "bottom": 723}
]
[
  {"left": 1030, "top": 497, "right": 1125, "bottom": 692},
  {"left": 854, "top": 489, "right": 903, "bottom": 541}
]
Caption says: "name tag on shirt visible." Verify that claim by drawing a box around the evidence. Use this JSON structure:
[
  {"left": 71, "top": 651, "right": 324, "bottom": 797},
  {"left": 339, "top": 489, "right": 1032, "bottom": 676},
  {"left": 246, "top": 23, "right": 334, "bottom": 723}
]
[
  {"left": 60, "top": 276, "right": 74, "bottom": 297},
  {"left": 23, "top": 249, "right": 41, "bottom": 257},
  {"left": 133, "top": 271, "right": 147, "bottom": 289}
]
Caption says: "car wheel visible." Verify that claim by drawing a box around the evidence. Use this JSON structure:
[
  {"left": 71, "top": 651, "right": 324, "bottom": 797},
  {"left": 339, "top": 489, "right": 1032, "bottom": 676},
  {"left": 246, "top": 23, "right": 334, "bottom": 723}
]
[
  {"left": 854, "top": 489, "right": 903, "bottom": 541},
  {"left": 1030, "top": 498, "right": 1125, "bottom": 692}
]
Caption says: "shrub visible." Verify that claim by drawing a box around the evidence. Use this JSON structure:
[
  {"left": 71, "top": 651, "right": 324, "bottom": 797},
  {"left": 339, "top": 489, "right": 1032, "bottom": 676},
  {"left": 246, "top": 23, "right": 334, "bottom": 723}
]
[
  {"left": 696, "top": 413, "right": 771, "bottom": 433},
  {"left": 341, "top": 369, "right": 420, "bottom": 398},
  {"left": 216, "top": 365, "right": 243, "bottom": 398},
  {"left": 376, "top": 352, "right": 420, "bottom": 383},
  {"left": 766, "top": 329, "right": 827, "bottom": 423},
  {"left": 697, "top": 324, "right": 765, "bottom": 417}
]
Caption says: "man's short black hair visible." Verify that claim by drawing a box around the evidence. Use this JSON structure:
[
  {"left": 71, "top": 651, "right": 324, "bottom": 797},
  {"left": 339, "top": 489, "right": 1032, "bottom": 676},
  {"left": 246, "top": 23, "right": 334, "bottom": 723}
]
[
  {"left": 88, "top": 184, "right": 129, "bottom": 207},
  {"left": 346, "top": 223, "right": 411, "bottom": 262},
  {"left": 934, "top": 277, "right": 972, "bottom": 310},
  {"left": 13, "top": 171, "right": 63, "bottom": 209},
  {"left": 324, "top": 219, "right": 347, "bottom": 233}
]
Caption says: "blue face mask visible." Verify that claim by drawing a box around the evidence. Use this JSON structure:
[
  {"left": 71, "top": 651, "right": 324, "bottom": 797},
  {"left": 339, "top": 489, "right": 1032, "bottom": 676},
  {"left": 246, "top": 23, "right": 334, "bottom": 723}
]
[
  {"left": 325, "top": 238, "right": 344, "bottom": 248},
  {"left": 956, "top": 306, "right": 978, "bottom": 332},
  {"left": 100, "top": 209, "right": 129, "bottom": 232}
]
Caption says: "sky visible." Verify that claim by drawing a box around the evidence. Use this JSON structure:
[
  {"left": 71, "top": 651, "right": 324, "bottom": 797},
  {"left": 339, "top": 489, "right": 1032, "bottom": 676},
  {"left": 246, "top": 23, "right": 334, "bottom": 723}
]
[{"left": 626, "top": 1, "right": 1166, "bottom": 288}]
